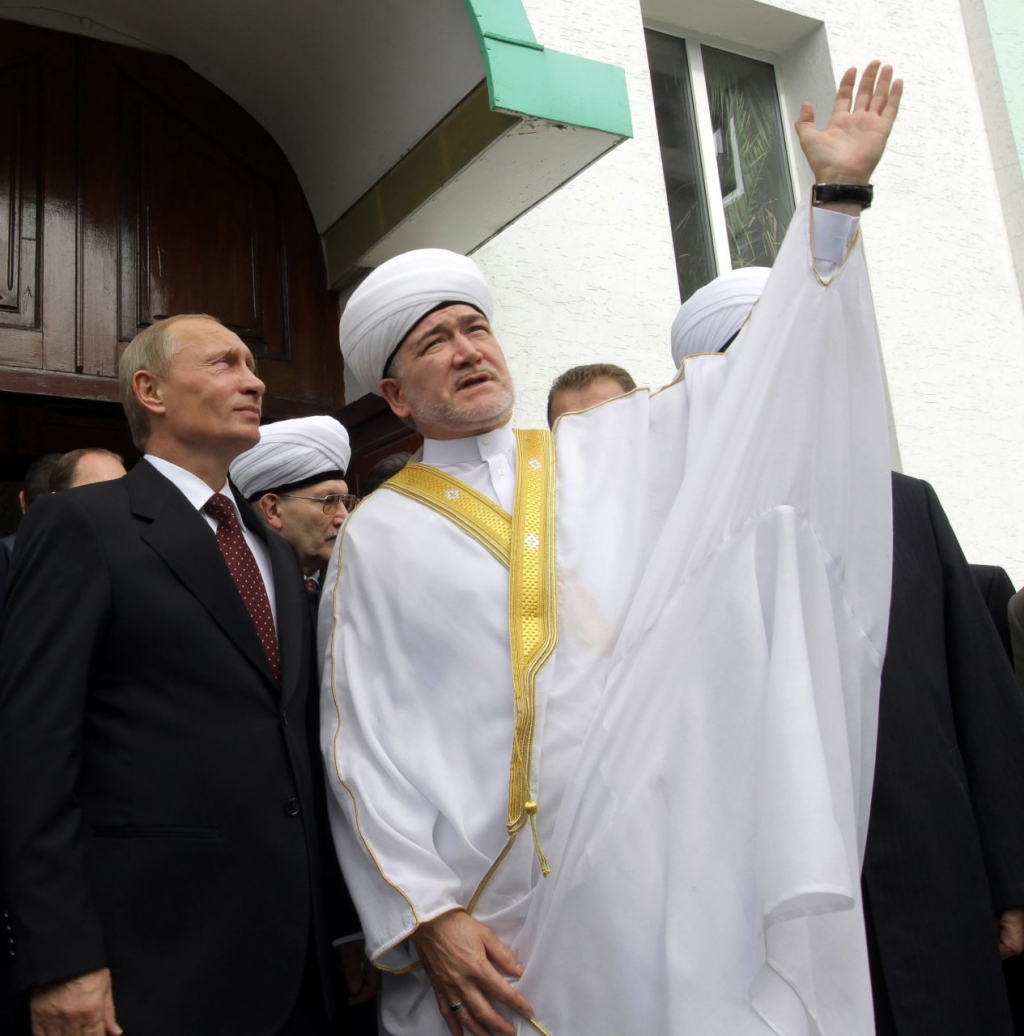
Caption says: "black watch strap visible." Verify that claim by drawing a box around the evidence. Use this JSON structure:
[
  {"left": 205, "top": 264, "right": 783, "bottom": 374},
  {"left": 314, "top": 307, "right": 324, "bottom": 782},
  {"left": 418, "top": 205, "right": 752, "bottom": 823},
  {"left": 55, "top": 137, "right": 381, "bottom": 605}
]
[{"left": 812, "top": 183, "right": 873, "bottom": 209}]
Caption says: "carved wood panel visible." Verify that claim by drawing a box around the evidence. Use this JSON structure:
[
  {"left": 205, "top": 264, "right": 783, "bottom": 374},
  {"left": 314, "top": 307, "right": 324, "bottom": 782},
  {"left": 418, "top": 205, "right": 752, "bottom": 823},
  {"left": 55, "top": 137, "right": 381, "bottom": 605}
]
[
  {"left": 0, "top": 58, "right": 39, "bottom": 326},
  {"left": 115, "top": 81, "right": 286, "bottom": 357},
  {"left": 0, "top": 19, "right": 344, "bottom": 417},
  {"left": 0, "top": 24, "right": 76, "bottom": 375}
]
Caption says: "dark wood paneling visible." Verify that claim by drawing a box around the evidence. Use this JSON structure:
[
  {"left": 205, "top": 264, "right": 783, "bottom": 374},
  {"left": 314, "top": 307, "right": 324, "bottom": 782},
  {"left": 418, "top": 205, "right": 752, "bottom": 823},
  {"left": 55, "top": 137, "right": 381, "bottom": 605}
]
[
  {"left": 0, "top": 20, "right": 345, "bottom": 418},
  {"left": 0, "top": 391, "right": 137, "bottom": 481},
  {"left": 0, "top": 57, "right": 40, "bottom": 325},
  {"left": 116, "top": 84, "right": 284, "bottom": 350},
  {"left": 0, "top": 25, "right": 77, "bottom": 375},
  {"left": 338, "top": 393, "right": 422, "bottom": 495}
]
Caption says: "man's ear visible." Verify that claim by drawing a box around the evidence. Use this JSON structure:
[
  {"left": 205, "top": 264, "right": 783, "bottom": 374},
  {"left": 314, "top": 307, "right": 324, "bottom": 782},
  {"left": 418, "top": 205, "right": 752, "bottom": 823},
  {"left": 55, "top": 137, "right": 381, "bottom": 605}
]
[
  {"left": 379, "top": 377, "right": 411, "bottom": 420},
  {"left": 17, "top": 490, "right": 27, "bottom": 515},
  {"left": 256, "top": 494, "right": 285, "bottom": 531},
  {"left": 133, "top": 369, "right": 167, "bottom": 418}
]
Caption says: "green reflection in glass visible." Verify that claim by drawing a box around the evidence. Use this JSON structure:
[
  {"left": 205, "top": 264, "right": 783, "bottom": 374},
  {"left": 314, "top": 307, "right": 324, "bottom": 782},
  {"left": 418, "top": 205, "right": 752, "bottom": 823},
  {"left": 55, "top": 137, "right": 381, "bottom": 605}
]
[{"left": 702, "top": 46, "right": 795, "bottom": 269}]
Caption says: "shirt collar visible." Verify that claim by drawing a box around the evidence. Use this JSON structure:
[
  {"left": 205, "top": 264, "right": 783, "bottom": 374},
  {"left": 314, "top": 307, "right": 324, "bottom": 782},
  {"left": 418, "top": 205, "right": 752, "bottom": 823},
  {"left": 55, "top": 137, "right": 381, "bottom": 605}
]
[
  {"left": 421, "top": 421, "right": 515, "bottom": 467},
  {"left": 143, "top": 455, "right": 239, "bottom": 517}
]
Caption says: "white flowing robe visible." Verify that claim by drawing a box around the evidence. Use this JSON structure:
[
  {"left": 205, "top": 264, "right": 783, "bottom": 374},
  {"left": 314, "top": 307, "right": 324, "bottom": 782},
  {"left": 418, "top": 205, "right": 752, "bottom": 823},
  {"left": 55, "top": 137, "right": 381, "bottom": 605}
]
[{"left": 319, "top": 198, "right": 891, "bottom": 1035}]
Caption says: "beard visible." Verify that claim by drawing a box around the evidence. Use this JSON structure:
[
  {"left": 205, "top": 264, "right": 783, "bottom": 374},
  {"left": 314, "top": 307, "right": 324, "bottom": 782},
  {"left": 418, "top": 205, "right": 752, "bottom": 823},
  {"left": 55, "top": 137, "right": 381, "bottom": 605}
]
[{"left": 406, "top": 377, "right": 515, "bottom": 433}]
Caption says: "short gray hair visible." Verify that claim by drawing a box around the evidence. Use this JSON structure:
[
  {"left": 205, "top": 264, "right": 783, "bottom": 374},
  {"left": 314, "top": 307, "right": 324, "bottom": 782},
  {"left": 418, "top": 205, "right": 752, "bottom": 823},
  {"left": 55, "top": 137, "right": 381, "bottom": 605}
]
[{"left": 118, "top": 314, "right": 220, "bottom": 450}]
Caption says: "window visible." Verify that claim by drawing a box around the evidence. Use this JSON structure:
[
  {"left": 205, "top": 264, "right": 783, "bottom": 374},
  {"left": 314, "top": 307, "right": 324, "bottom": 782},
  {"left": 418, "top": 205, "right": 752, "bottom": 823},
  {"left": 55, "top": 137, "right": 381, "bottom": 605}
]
[{"left": 646, "top": 30, "right": 796, "bottom": 300}]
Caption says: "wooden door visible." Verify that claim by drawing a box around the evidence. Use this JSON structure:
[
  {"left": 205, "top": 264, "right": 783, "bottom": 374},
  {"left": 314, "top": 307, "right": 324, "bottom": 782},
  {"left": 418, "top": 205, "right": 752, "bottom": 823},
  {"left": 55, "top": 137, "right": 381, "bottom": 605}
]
[
  {"left": 0, "top": 23, "right": 77, "bottom": 384},
  {"left": 0, "top": 19, "right": 344, "bottom": 418}
]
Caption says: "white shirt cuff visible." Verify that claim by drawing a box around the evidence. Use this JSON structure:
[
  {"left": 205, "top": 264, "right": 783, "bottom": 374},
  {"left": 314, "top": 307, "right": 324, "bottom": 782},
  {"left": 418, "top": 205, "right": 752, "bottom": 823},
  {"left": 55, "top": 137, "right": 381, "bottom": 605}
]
[
  {"left": 332, "top": 931, "right": 364, "bottom": 947},
  {"left": 810, "top": 206, "right": 860, "bottom": 277}
]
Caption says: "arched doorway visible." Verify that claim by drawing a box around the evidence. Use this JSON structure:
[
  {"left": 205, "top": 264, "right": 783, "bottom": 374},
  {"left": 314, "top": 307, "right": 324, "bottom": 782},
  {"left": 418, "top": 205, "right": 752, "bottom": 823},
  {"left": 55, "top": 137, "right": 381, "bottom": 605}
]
[{"left": 0, "top": 19, "right": 345, "bottom": 526}]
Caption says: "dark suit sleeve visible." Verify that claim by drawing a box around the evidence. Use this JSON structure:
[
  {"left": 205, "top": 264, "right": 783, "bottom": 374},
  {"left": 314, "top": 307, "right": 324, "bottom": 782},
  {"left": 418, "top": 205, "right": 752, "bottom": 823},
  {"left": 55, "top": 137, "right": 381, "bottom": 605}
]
[
  {"left": 0, "top": 494, "right": 111, "bottom": 988},
  {"left": 302, "top": 611, "right": 361, "bottom": 941},
  {"left": 0, "top": 543, "right": 9, "bottom": 637},
  {"left": 1009, "top": 590, "right": 1024, "bottom": 690},
  {"left": 969, "top": 564, "right": 1016, "bottom": 661},
  {"left": 928, "top": 484, "right": 1024, "bottom": 911}
]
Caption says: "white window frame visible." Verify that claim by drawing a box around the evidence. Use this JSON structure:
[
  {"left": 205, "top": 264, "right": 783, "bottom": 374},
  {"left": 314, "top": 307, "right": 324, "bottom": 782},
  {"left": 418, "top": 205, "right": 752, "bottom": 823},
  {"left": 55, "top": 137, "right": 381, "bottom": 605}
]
[{"left": 645, "top": 23, "right": 801, "bottom": 278}]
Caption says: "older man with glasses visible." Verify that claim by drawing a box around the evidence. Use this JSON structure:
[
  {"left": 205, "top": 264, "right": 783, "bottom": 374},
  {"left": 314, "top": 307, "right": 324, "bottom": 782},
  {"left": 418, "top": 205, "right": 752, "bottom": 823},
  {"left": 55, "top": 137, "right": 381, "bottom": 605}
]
[{"left": 231, "top": 416, "right": 357, "bottom": 600}]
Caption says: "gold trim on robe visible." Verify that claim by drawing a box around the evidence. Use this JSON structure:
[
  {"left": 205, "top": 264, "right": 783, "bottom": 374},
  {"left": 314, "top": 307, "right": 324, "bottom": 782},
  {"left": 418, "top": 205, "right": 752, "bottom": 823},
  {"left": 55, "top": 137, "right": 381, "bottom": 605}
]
[{"left": 383, "top": 430, "right": 558, "bottom": 868}]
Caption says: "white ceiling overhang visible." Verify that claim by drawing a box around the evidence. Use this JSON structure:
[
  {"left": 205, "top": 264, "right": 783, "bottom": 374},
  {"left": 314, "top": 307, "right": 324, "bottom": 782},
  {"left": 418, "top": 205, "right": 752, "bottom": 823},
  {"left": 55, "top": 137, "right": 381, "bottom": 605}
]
[{"left": 1, "top": 0, "right": 632, "bottom": 285}]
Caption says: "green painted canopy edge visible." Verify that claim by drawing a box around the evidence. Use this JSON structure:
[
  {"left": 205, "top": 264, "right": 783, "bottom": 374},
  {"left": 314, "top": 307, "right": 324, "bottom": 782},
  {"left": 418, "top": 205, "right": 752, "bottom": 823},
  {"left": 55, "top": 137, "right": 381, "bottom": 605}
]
[
  {"left": 462, "top": 0, "right": 633, "bottom": 140},
  {"left": 462, "top": 0, "right": 538, "bottom": 47}
]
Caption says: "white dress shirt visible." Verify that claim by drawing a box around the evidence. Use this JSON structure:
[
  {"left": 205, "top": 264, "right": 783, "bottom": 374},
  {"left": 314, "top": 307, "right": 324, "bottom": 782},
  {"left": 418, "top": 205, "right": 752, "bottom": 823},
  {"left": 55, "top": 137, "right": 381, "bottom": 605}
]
[
  {"left": 420, "top": 420, "right": 516, "bottom": 512},
  {"left": 144, "top": 455, "right": 277, "bottom": 627}
]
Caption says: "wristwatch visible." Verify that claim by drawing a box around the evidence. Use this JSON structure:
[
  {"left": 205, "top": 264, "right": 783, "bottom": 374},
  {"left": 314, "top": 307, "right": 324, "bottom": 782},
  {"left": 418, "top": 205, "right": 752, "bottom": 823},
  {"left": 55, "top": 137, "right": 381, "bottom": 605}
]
[{"left": 812, "top": 183, "right": 873, "bottom": 209}]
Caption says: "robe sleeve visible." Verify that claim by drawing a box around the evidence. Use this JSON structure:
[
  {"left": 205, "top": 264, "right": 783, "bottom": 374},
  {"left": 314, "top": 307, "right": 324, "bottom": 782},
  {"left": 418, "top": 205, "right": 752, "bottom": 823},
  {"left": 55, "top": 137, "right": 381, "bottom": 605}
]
[
  {"left": 318, "top": 526, "right": 466, "bottom": 968},
  {"left": 515, "top": 195, "right": 891, "bottom": 1036}
]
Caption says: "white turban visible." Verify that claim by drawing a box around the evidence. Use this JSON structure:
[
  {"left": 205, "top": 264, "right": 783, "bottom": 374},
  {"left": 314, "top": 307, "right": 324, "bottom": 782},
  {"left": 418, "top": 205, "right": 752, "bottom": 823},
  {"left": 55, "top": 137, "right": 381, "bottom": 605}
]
[
  {"left": 670, "top": 266, "right": 771, "bottom": 368},
  {"left": 230, "top": 416, "right": 351, "bottom": 499},
  {"left": 339, "top": 248, "right": 494, "bottom": 394}
]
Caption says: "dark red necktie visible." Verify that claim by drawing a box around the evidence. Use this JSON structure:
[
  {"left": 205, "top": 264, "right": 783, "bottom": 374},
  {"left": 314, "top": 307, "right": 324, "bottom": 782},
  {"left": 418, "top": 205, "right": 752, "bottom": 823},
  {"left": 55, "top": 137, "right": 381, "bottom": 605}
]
[
  {"left": 204, "top": 493, "right": 281, "bottom": 681},
  {"left": 304, "top": 577, "right": 320, "bottom": 601}
]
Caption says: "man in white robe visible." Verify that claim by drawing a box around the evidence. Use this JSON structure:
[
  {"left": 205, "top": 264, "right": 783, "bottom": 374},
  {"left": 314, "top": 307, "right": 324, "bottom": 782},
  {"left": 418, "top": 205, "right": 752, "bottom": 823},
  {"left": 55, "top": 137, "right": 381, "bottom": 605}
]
[{"left": 320, "top": 64, "right": 901, "bottom": 1036}]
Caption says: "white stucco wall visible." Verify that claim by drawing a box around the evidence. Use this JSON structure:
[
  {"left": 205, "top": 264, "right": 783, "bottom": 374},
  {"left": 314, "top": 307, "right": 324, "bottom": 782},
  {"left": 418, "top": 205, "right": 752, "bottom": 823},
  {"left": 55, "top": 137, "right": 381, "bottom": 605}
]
[
  {"left": 784, "top": 0, "right": 1024, "bottom": 582},
  {"left": 473, "top": 0, "right": 681, "bottom": 425},
  {"left": 476, "top": 0, "right": 1024, "bottom": 581}
]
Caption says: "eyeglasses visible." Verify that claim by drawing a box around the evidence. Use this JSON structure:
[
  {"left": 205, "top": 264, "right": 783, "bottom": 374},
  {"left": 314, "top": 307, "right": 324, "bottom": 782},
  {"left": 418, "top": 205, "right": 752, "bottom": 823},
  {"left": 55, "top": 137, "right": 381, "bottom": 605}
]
[{"left": 279, "top": 493, "right": 359, "bottom": 516}]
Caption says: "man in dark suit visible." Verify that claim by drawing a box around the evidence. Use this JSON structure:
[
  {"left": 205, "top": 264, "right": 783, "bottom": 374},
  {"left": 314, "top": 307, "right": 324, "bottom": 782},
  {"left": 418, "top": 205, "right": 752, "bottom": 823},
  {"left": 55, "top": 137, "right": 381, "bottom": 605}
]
[
  {"left": 1, "top": 452, "right": 61, "bottom": 553},
  {"left": 858, "top": 474, "right": 1024, "bottom": 1034},
  {"left": 0, "top": 314, "right": 354, "bottom": 1035}
]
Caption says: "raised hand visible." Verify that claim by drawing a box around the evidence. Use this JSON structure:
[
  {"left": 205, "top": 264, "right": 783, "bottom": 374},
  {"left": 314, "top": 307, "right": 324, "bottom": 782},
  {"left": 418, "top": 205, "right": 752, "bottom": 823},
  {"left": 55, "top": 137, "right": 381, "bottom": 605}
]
[{"left": 795, "top": 61, "right": 903, "bottom": 185}]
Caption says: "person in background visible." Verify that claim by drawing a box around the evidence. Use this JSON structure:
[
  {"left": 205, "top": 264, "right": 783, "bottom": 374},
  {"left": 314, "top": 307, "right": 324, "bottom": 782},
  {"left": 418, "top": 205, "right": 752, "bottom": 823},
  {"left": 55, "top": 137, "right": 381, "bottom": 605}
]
[
  {"left": 230, "top": 416, "right": 356, "bottom": 603},
  {"left": 361, "top": 452, "right": 412, "bottom": 497},
  {"left": 546, "top": 363, "right": 636, "bottom": 426},
  {"left": 49, "top": 449, "right": 126, "bottom": 493},
  {"left": 1, "top": 453, "right": 61, "bottom": 553},
  {"left": 229, "top": 413, "right": 378, "bottom": 1030}
]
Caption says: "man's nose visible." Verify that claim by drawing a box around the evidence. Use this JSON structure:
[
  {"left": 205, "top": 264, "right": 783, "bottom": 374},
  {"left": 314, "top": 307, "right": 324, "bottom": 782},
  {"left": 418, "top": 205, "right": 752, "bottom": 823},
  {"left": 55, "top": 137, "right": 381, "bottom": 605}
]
[
  {"left": 332, "top": 509, "right": 347, "bottom": 526},
  {"left": 244, "top": 369, "right": 265, "bottom": 396},
  {"left": 451, "top": 332, "right": 483, "bottom": 364}
]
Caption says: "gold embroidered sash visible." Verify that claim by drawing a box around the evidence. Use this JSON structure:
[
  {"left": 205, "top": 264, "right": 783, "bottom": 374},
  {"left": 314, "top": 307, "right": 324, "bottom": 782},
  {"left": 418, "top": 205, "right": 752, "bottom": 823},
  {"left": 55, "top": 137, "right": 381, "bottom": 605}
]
[
  {"left": 384, "top": 462, "right": 512, "bottom": 566},
  {"left": 383, "top": 429, "right": 558, "bottom": 868}
]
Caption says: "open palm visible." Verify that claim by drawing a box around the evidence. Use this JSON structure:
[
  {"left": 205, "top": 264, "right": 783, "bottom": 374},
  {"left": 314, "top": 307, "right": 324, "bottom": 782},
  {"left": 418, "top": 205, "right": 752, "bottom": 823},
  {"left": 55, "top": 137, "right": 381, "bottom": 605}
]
[{"left": 796, "top": 62, "right": 903, "bottom": 185}]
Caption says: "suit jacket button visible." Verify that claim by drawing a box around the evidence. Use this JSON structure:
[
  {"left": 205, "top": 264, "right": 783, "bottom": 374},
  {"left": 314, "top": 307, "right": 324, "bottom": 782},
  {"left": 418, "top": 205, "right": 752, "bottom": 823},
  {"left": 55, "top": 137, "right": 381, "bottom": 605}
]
[{"left": 285, "top": 798, "right": 301, "bottom": 816}]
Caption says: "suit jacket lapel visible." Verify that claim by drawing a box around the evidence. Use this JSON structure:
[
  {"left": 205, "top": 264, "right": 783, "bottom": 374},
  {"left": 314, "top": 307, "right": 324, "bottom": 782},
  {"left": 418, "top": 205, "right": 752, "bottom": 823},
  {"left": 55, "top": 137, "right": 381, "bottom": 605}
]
[{"left": 127, "top": 462, "right": 279, "bottom": 691}]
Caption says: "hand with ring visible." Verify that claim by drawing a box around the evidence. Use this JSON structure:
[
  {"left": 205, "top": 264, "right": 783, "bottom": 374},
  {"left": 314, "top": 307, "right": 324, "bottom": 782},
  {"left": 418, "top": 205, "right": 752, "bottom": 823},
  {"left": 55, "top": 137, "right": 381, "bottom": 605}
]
[{"left": 412, "top": 908, "right": 534, "bottom": 1035}]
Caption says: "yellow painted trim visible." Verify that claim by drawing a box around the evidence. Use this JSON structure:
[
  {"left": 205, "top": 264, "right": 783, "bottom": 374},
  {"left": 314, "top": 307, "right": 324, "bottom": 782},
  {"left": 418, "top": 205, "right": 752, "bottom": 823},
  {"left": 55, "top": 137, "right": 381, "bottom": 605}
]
[
  {"left": 324, "top": 82, "right": 518, "bottom": 286},
  {"left": 383, "top": 463, "right": 512, "bottom": 567}
]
